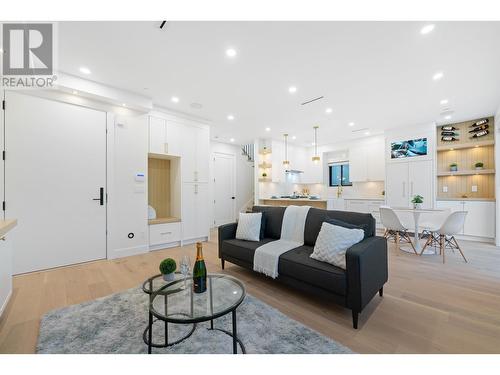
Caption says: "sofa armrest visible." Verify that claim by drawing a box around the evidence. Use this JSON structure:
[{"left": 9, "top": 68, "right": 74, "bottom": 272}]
[
  {"left": 345, "top": 236, "right": 388, "bottom": 312},
  {"left": 218, "top": 222, "right": 238, "bottom": 259}
]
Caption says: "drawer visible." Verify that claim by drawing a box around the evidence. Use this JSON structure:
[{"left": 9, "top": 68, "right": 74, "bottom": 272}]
[{"left": 149, "top": 222, "right": 181, "bottom": 246}]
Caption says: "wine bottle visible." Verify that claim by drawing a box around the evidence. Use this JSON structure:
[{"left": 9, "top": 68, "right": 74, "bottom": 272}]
[
  {"left": 441, "top": 136, "right": 459, "bottom": 142},
  {"left": 192, "top": 242, "right": 207, "bottom": 293},
  {"left": 441, "top": 131, "right": 459, "bottom": 136},
  {"left": 441, "top": 126, "right": 457, "bottom": 131},
  {"left": 470, "top": 119, "right": 488, "bottom": 127},
  {"left": 470, "top": 130, "right": 489, "bottom": 138},
  {"left": 469, "top": 125, "right": 489, "bottom": 133}
]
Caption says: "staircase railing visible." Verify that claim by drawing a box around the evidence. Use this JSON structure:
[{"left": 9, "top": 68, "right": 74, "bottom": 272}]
[{"left": 241, "top": 143, "right": 254, "bottom": 163}]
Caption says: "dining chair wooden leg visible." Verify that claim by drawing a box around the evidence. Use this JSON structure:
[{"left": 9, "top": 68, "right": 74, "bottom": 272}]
[
  {"left": 440, "top": 235, "right": 445, "bottom": 264},
  {"left": 383, "top": 229, "right": 388, "bottom": 238},
  {"left": 395, "top": 231, "right": 400, "bottom": 255},
  {"left": 452, "top": 236, "right": 468, "bottom": 263},
  {"left": 406, "top": 231, "right": 418, "bottom": 255},
  {"left": 420, "top": 235, "right": 432, "bottom": 255}
]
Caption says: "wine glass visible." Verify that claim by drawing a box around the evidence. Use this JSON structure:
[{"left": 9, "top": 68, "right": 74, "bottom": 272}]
[{"left": 179, "top": 254, "right": 191, "bottom": 290}]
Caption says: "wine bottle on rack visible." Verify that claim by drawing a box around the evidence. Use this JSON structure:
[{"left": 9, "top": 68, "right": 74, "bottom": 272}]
[
  {"left": 441, "top": 131, "right": 459, "bottom": 136},
  {"left": 441, "top": 126, "right": 457, "bottom": 131},
  {"left": 470, "top": 130, "right": 489, "bottom": 138},
  {"left": 469, "top": 125, "right": 489, "bottom": 133},
  {"left": 441, "top": 136, "right": 459, "bottom": 142},
  {"left": 192, "top": 242, "right": 207, "bottom": 293},
  {"left": 470, "top": 119, "right": 488, "bottom": 127}
]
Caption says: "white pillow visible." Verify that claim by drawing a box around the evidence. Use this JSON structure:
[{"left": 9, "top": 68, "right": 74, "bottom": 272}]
[
  {"left": 235, "top": 212, "right": 262, "bottom": 241},
  {"left": 310, "top": 222, "right": 364, "bottom": 269}
]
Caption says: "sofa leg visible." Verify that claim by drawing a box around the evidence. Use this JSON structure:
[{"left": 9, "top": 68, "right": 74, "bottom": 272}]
[
  {"left": 352, "top": 311, "right": 359, "bottom": 329},
  {"left": 379, "top": 287, "right": 383, "bottom": 297},
  {"left": 221, "top": 259, "right": 225, "bottom": 270}
]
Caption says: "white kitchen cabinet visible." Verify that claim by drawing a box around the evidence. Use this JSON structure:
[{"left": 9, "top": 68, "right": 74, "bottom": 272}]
[
  {"left": 165, "top": 120, "right": 183, "bottom": 157},
  {"left": 436, "top": 200, "right": 495, "bottom": 238},
  {"left": 327, "top": 198, "right": 345, "bottom": 210},
  {"left": 149, "top": 222, "right": 181, "bottom": 247},
  {"left": 149, "top": 116, "right": 167, "bottom": 154},
  {"left": 349, "top": 138, "right": 385, "bottom": 182},
  {"left": 344, "top": 199, "right": 384, "bottom": 227},
  {"left": 386, "top": 160, "right": 433, "bottom": 208},
  {"left": 182, "top": 182, "right": 210, "bottom": 241},
  {"left": 182, "top": 126, "right": 210, "bottom": 183},
  {"left": 0, "top": 235, "right": 13, "bottom": 317}
]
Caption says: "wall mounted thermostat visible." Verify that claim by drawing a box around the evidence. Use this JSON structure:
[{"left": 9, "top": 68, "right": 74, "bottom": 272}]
[{"left": 135, "top": 173, "right": 145, "bottom": 182}]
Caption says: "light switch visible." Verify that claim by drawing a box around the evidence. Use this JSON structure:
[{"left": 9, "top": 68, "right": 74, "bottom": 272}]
[
  {"left": 471, "top": 185, "right": 478, "bottom": 192},
  {"left": 442, "top": 186, "right": 448, "bottom": 193}
]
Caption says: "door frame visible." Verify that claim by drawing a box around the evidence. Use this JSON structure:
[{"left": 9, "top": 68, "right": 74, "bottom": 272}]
[{"left": 212, "top": 151, "right": 236, "bottom": 227}]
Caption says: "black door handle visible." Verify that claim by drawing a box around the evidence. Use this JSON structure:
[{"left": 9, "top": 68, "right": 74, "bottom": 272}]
[
  {"left": 93, "top": 187, "right": 104, "bottom": 205},
  {"left": 231, "top": 197, "right": 235, "bottom": 199}
]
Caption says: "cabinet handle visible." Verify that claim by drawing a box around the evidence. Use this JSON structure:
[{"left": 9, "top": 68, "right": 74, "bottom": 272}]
[
  {"left": 402, "top": 182, "right": 406, "bottom": 198},
  {"left": 164, "top": 143, "right": 169, "bottom": 154},
  {"left": 410, "top": 181, "right": 414, "bottom": 196},
  {"left": 194, "top": 184, "right": 198, "bottom": 194},
  {"left": 194, "top": 171, "right": 198, "bottom": 181},
  {"left": 160, "top": 232, "right": 172, "bottom": 235}
]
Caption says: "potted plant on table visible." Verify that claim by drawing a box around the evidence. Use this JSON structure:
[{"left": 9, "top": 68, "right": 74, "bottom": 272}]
[
  {"left": 262, "top": 172, "right": 268, "bottom": 178},
  {"left": 159, "top": 258, "right": 177, "bottom": 281},
  {"left": 475, "top": 162, "right": 484, "bottom": 170},
  {"left": 411, "top": 195, "right": 424, "bottom": 210},
  {"left": 450, "top": 163, "right": 458, "bottom": 172}
]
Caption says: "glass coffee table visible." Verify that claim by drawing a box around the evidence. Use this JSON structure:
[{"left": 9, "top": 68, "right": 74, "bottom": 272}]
[{"left": 143, "top": 273, "right": 246, "bottom": 354}]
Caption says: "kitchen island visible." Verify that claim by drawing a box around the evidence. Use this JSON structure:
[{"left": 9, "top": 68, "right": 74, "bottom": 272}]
[{"left": 260, "top": 198, "right": 327, "bottom": 209}]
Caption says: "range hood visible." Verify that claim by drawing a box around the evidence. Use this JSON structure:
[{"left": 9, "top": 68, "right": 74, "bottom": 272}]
[{"left": 285, "top": 169, "right": 304, "bottom": 174}]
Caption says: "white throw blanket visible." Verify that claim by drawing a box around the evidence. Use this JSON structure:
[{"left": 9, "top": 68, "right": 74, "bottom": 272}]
[{"left": 253, "top": 205, "right": 311, "bottom": 278}]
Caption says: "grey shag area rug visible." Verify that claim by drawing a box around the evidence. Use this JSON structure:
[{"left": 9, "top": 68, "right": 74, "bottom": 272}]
[{"left": 37, "top": 286, "right": 353, "bottom": 354}]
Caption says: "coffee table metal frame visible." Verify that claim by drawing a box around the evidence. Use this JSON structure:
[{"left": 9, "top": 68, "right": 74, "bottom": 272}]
[{"left": 142, "top": 273, "right": 246, "bottom": 354}]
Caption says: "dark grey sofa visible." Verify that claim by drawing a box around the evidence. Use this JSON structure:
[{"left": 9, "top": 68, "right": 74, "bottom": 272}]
[{"left": 218, "top": 206, "right": 388, "bottom": 329}]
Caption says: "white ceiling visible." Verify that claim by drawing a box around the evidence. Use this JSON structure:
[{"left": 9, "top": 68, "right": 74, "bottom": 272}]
[{"left": 58, "top": 21, "right": 500, "bottom": 146}]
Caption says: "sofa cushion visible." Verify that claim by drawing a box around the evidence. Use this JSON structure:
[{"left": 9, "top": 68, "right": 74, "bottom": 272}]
[
  {"left": 221, "top": 238, "right": 275, "bottom": 264},
  {"left": 278, "top": 245, "right": 347, "bottom": 296},
  {"left": 252, "top": 206, "right": 286, "bottom": 239},
  {"left": 324, "top": 217, "right": 369, "bottom": 239},
  {"left": 304, "top": 208, "right": 375, "bottom": 246},
  {"left": 235, "top": 212, "right": 262, "bottom": 241}
]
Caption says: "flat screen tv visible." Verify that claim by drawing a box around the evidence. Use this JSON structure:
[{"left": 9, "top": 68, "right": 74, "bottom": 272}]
[{"left": 391, "top": 138, "right": 428, "bottom": 159}]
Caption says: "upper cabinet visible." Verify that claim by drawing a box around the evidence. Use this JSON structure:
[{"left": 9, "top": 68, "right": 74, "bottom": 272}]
[
  {"left": 149, "top": 116, "right": 182, "bottom": 157},
  {"left": 349, "top": 137, "right": 385, "bottom": 182}
]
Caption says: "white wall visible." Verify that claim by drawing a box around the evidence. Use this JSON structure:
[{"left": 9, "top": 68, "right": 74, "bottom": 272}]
[{"left": 210, "top": 141, "right": 254, "bottom": 225}]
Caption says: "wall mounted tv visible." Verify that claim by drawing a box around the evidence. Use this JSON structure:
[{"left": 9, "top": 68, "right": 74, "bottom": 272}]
[{"left": 391, "top": 138, "right": 428, "bottom": 159}]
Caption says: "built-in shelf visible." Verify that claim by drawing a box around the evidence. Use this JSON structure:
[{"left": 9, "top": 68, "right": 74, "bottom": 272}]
[
  {"left": 148, "top": 217, "right": 181, "bottom": 225},
  {"left": 437, "top": 169, "right": 495, "bottom": 177},
  {"left": 258, "top": 178, "right": 272, "bottom": 182},
  {"left": 258, "top": 162, "right": 272, "bottom": 169},
  {"left": 437, "top": 139, "right": 495, "bottom": 152}
]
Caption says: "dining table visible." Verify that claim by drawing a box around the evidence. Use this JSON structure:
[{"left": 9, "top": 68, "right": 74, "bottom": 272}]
[{"left": 391, "top": 207, "right": 445, "bottom": 255}]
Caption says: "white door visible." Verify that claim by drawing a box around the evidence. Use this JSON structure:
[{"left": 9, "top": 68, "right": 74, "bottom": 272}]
[
  {"left": 195, "top": 183, "right": 210, "bottom": 238},
  {"left": 196, "top": 127, "right": 210, "bottom": 183},
  {"left": 182, "top": 183, "right": 197, "bottom": 240},
  {"left": 5, "top": 92, "right": 107, "bottom": 274},
  {"left": 408, "top": 159, "right": 433, "bottom": 209},
  {"left": 385, "top": 162, "right": 409, "bottom": 208},
  {"left": 149, "top": 116, "right": 166, "bottom": 154},
  {"left": 213, "top": 153, "right": 236, "bottom": 226},
  {"left": 181, "top": 126, "right": 197, "bottom": 182}
]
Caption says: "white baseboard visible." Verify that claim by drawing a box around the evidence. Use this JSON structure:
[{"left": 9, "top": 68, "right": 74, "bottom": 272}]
[
  {"left": 0, "top": 290, "right": 12, "bottom": 318},
  {"left": 107, "top": 244, "right": 149, "bottom": 260},
  {"left": 149, "top": 242, "right": 181, "bottom": 252},
  {"left": 182, "top": 237, "right": 209, "bottom": 246}
]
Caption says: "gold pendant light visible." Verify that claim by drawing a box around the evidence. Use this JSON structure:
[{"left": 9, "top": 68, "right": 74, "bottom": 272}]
[
  {"left": 283, "top": 133, "right": 290, "bottom": 167},
  {"left": 312, "top": 125, "right": 320, "bottom": 164}
]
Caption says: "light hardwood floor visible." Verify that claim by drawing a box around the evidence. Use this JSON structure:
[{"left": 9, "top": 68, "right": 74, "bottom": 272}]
[{"left": 1, "top": 231, "right": 500, "bottom": 354}]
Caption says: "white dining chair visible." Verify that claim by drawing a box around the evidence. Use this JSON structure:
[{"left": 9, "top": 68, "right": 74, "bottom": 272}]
[
  {"left": 419, "top": 208, "right": 450, "bottom": 253},
  {"left": 421, "top": 211, "right": 468, "bottom": 263},
  {"left": 380, "top": 207, "right": 417, "bottom": 255}
]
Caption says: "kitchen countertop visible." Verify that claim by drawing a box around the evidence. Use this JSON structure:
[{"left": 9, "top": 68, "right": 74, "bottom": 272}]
[
  {"left": 341, "top": 197, "right": 385, "bottom": 201},
  {"left": 0, "top": 219, "right": 17, "bottom": 238},
  {"left": 437, "top": 197, "right": 496, "bottom": 202}
]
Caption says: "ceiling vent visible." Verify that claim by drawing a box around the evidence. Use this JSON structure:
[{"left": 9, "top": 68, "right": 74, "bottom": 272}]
[
  {"left": 351, "top": 128, "right": 369, "bottom": 133},
  {"left": 301, "top": 96, "right": 324, "bottom": 106}
]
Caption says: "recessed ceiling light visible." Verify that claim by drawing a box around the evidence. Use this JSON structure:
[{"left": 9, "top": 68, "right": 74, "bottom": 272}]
[
  {"left": 433, "top": 72, "right": 444, "bottom": 81},
  {"left": 292, "top": 136, "right": 296, "bottom": 140},
  {"left": 420, "top": 24, "right": 435, "bottom": 35},
  {"left": 79, "top": 67, "right": 91, "bottom": 75},
  {"left": 364, "top": 131, "right": 370, "bottom": 136},
  {"left": 0, "top": 48, "right": 3, "bottom": 53},
  {"left": 190, "top": 102, "right": 203, "bottom": 109},
  {"left": 230, "top": 138, "right": 235, "bottom": 142},
  {"left": 265, "top": 127, "right": 271, "bottom": 132},
  {"left": 325, "top": 108, "right": 332, "bottom": 114},
  {"left": 440, "top": 99, "right": 449, "bottom": 105},
  {"left": 72, "top": 90, "right": 78, "bottom": 95},
  {"left": 444, "top": 115, "right": 452, "bottom": 120},
  {"left": 171, "top": 96, "right": 179, "bottom": 103},
  {"left": 122, "top": 103, "right": 127, "bottom": 107},
  {"left": 226, "top": 48, "right": 237, "bottom": 58},
  {"left": 288, "top": 86, "right": 297, "bottom": 94},
  {"left": 227, "top": 114, "right": 235, "bottom": 121},
  {"left": 348, "top": 122, "right": 355, "bottom": 127}
]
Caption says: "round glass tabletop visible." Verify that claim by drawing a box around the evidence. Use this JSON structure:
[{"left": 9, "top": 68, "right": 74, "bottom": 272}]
[
  {"left": 149, "top": 273, "right": 246, "bottom": 324},
  {"left": 142, "top": 272, "right": 185, "bottom": 295}
]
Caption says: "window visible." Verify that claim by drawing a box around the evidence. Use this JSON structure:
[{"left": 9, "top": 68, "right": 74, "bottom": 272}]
[{"left": 329, "top": 163, "right": 352, "bottom": 187}]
